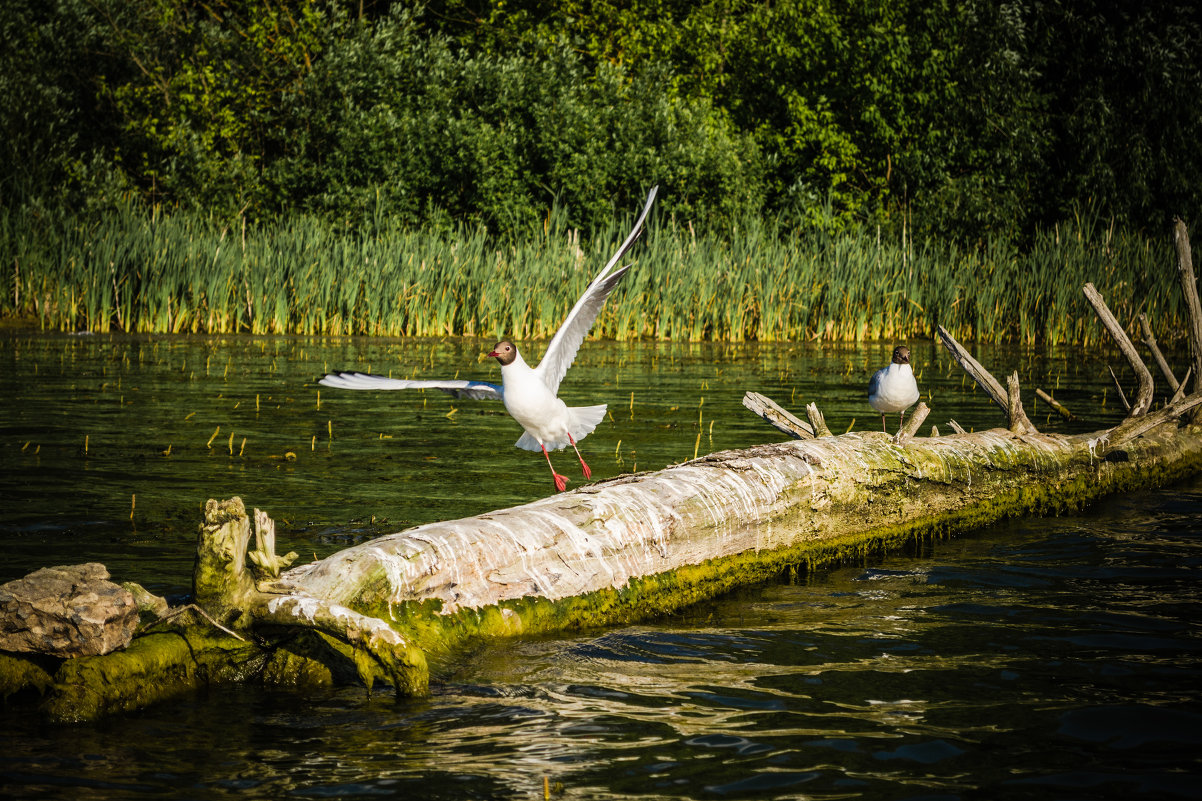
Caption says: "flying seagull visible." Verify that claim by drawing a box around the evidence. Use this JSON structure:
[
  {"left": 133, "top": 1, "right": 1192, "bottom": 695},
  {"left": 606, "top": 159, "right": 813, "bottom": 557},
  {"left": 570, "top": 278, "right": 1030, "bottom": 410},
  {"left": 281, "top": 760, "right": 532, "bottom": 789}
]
[
  {"left": 319, "top": 185, "right": 658, "bottom": 492},
  {"left": 868, "top": 345, "right": 921, "bottom": 433}
]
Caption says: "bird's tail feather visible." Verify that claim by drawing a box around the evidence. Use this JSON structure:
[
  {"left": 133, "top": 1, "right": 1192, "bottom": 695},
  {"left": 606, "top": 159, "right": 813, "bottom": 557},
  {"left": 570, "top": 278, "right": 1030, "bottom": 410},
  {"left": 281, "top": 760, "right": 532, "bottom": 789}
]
[{"left": 514, "top": 404, "right": 607, "bottom": 451}]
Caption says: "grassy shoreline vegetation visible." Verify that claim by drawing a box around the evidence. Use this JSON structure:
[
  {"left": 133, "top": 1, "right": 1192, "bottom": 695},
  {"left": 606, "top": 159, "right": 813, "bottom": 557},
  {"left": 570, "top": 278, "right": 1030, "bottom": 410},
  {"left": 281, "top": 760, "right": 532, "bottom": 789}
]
[
  {"left": 3, "top": 1, "right": 1199, "bottom": 346},
  {"left": 0, "top": 202, "right": 1182, "bottom": 345}
]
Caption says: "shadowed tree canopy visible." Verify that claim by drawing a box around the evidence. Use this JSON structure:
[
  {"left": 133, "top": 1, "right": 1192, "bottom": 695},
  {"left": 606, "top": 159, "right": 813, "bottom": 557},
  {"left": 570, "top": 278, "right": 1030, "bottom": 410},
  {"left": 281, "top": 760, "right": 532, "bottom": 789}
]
[{"left": 1, "top": 0, "right": 1200, "bottom": 239}]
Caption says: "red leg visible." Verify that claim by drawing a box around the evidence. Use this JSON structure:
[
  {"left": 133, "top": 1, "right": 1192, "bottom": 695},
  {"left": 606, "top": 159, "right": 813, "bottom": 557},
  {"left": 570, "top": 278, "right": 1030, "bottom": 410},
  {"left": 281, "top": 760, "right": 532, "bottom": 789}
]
[
  {"left": 881, "top": 414, "right": 887, "bottom": 433},
  {"left": 569, "top": 432, "right": 593, "bottom": 476},
  {"left": 541, "top": 443, "right": 569, "bottom": 492}
]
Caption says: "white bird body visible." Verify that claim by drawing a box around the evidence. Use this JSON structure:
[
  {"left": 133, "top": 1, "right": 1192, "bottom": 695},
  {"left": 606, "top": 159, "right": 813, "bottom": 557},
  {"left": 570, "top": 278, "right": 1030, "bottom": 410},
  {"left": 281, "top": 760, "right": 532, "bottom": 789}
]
[
  {"left": 868, "top": 346, "right": 920, "bottom": 432},
  {"left": 319, "top": 185, "right": 658, "bottom": 490},
  {"left": 499, "top": 348, "right": 606, "bottom": 453},
  {"left": 868, "top": 363, "right": 919, "bottom": 413}
]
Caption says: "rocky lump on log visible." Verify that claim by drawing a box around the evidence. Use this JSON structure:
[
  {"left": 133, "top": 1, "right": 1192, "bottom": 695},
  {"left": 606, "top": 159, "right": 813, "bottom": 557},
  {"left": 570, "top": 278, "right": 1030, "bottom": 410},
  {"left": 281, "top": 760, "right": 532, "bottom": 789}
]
[
  {"left": 3, "top": 222, "right": 1201, "bottom": 723},
  {"left": 0, "top": 564, "right": 140, "bottom": 658}
]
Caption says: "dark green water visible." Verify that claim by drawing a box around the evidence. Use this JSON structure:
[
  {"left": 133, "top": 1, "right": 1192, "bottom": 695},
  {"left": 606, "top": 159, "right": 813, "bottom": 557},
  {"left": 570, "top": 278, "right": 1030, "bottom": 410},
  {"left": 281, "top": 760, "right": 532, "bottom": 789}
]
[{"left": 3, "top": 333, "right": 1200, "bottom": 800}]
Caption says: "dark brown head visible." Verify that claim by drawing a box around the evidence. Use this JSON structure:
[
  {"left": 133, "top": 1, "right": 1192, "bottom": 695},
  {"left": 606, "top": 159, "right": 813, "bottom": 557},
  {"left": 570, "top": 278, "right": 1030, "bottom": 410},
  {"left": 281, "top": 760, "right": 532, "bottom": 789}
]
[
  {"left": 488, "top": 340, "right": 517, "bottom": 366},
  {"left": 892, "top": 345, "right": 911, "bottom": 365}
]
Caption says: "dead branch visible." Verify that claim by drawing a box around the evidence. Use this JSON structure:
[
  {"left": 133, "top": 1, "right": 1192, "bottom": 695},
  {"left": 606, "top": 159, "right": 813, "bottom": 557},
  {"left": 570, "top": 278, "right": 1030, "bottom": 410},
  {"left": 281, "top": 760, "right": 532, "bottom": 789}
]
[
  {"left": 805, "top": 403, "right": 833, "bottom": 438},
  {"left": 1138, "top": 313, "right": 1180, "bottom": 393},
  {"left": 1036, "top": 388, "right": 1076, "bottom": 421},
  {"left": 1108, "top": 365, "right": 1132, "bottom": 412},
  {"left": 1082, "top": 283, "right": 1153, "bottom": 417},
  {"left": 1006, "top": 373, "right": 1036, "bottom": 434},
  {"left": 894, "top": 402, "right": 930, "bottom": 444},
  {"left": 1106, "top": 391, "right": 1202, "bottom": 449},
  {"left": 139, "top": 603, "right": 248, "bottom": 642},
  {"left": 742, "top": 391, "right": 814, "bottom": 439},
  {"left": 937, "top": 326, "right": 1006, "bottom": 410},
  {"left": 1175, "top": 218, "right": 1202, "bottom": 399},
  {"left": 1172, "top": 367, "right": 1193, "bottom": 404},
  {"left": 937, "top": 326, "right": 1037, "bottom": 433}
]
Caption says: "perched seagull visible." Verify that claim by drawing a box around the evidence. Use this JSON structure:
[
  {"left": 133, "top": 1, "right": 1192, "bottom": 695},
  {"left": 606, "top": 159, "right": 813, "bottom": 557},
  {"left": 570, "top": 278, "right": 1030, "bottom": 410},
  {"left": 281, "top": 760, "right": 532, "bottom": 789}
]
[
  {"left": 319, "top": 185, "right": 658, "bottom": 492},
  {"left": 868, "top": 345, "right": 921, "bottom": 433}
]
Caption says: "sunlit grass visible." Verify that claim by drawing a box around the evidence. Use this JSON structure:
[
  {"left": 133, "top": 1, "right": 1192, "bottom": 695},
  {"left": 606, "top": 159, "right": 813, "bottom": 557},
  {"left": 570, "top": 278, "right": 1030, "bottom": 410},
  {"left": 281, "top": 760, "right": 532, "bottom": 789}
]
[{"left": 0, "top": 203, "right": 1184, "bottom": 345}]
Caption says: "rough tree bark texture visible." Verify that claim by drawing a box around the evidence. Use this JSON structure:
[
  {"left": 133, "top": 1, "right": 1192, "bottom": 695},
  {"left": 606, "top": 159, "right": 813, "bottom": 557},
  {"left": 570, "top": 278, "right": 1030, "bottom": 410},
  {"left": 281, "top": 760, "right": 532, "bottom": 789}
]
[{"left": 261, "top": 407, "right": 1202, "bottom": 682}]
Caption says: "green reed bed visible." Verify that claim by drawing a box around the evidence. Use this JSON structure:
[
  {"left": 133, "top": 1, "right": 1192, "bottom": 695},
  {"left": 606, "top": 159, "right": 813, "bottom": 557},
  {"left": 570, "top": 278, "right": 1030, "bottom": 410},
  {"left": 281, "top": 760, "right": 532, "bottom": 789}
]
[{"left": 0, "top": 203, "right": 1184, "bottom": 345}]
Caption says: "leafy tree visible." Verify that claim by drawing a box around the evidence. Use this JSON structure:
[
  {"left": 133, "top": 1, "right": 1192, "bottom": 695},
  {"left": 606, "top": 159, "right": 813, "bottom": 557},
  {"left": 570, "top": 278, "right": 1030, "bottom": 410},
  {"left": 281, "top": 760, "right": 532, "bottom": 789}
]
[
  {"left": 272, "top": 8, "right": 760, "bottom": 233},
  {"left": 4, "top": 0, "right": 1200, "bottom": 239},
  {"left": 0, "top": 0, "right": 121, "bottom": 209},
  {"left": 90, "top": 0, "right": 338, "bottom": 214},
  {"left": 1029, "top": 0, "right": 1202, "bottom": 230},
  {"left": 416, "top": 0, "right": 1054, "bottom": 233}
]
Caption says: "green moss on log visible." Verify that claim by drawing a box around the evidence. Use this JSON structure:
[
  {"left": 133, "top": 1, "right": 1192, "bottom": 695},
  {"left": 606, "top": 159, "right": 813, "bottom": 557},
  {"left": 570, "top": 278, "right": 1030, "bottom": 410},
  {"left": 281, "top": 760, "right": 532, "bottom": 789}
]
[
  {"left": 0, "top": 652, "right": 55, "bottom": 702},
  {"left": 42, "top": 628, "right": 262, "bottom": 722}
]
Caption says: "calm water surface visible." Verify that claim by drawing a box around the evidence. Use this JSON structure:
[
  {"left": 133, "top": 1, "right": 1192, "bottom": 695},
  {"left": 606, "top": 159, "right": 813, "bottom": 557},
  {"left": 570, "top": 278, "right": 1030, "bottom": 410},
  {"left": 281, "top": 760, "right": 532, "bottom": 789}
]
[{"left": 2, "top": 333, "right": 1200, "bottom": 799}]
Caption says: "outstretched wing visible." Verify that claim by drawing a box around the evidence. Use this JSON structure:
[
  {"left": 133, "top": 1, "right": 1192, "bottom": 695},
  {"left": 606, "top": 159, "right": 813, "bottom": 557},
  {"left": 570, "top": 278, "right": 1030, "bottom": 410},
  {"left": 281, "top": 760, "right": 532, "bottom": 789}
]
[
  {"left": 535, "top": 185, "right": 658, "bottom": 395},
  {"left": 318, "top": 372, "right": 502, "bottom": 401}
]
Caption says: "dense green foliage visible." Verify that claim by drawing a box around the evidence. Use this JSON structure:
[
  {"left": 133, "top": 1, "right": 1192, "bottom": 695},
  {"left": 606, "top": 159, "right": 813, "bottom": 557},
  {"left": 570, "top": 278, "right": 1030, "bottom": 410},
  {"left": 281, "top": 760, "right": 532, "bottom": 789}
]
[
  {"left": 3, "top": 0, "right": 1200, "bottom": 237},
  {"left": 1, "top": 0, "right": 1198, "bottom": 342}
]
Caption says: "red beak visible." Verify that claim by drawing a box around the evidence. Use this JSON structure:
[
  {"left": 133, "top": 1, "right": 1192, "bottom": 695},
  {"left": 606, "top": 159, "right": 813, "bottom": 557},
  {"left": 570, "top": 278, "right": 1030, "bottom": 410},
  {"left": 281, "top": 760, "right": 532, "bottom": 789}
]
[{"left": 487, "top": 350, "right": 499, "bottom": 358}]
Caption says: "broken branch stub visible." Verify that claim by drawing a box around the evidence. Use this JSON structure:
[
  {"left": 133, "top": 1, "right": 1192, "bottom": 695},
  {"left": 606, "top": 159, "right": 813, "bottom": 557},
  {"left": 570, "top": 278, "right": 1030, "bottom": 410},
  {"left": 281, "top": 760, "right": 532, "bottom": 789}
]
[
  {"left": 248, "top": 507, "right": 298, "bottom": 580},
  {"left": 936, "top": 326, "right": 1036, "bottom": 434},
  {"left": 194, "top": 497, "right": 259, "bottom": 622},
  {"left": 1083, "top": 282, "right": 1153, "bottom": 418},
  {"left": 893, "top": 402, "right": 930, "bottom": 444},
  {"left": 1172, "top": 367, "right": 1194, "bottom": 405},
  {"left": 1006, "top": 373, "right": 1036, "bottom": 435},
  {"left": 806, "top": 403, "right": 833, "bottom": 438}
]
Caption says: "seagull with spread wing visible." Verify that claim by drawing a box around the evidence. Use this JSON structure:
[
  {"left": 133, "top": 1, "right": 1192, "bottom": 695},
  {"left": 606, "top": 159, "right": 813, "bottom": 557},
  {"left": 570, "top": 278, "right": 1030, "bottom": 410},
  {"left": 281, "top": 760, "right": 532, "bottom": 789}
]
[{"left": 319, "top": 186, "right": 658, "bottom": 492}]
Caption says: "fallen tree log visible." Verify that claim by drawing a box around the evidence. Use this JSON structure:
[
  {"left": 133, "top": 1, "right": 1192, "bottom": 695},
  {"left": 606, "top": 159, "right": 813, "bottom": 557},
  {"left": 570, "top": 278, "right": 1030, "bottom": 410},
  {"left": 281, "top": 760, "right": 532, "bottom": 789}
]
[
  {"left": 6, "top": 223, "right": 1201, "bottom": 724},
  {"left": 267, "top": 396, "right": 1202, "bottom": 668},
  {"left": 10, "top": 397, "right": 1197, "bottom": 722}
]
